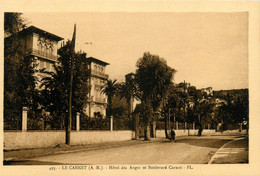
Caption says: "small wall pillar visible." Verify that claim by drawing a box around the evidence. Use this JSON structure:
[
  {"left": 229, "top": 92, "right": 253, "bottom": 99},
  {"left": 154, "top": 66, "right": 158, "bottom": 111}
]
[
  {"left": 76, "top": 112, "right": 80, "bottom": 131},
  {"left": 176, "top": 121, "right": 178, "bottom": 130},
  {"left": 239, "top": 123, "right": 242, "bottom": 132},
  {"left": 193, "top": 122, "right": 195, "bottom": 130},
  {"left": 110, "top": 116, "right": 113, "bottom": 131},
  {"left": 22, "top": 107, "right": 28, "bottom": 132}
]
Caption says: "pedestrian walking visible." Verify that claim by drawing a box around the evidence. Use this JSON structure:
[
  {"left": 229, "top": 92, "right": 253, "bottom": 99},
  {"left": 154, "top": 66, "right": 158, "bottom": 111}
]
[
  {"left": 170, "top": 127, "right": 175, "bottom": 142},
  {"left": 198, "top": 124, "right": 203, "bottom": 136}
]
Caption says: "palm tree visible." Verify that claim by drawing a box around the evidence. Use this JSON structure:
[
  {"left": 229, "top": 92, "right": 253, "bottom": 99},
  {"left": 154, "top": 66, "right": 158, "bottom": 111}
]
[{"left": 101, "top": 79, "right": 118, "bottom": 118}]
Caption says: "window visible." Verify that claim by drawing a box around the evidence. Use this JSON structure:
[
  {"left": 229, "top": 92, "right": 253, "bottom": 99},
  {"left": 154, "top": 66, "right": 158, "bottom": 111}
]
[
  {"left": 43, "top": 44, "right": 47, "bottom": 53},
  {"left": 49, "top": 44, "right": 53, "bottom": 53},
  {"left": 40, "top": 45, "right": 44, "bottom": 54}
]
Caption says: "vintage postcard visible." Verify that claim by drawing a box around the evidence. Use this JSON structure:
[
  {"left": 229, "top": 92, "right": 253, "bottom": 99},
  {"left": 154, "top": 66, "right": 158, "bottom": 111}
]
[{"left": 1, "top": 1, "right": 260, "bottom": 176}]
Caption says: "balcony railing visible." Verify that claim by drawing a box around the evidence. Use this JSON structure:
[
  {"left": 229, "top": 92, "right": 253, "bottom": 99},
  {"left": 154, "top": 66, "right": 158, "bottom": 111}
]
[
  {"left": 96, "top": 97, "right": 107, "bottom": 104},
  {"left": 91, "top": 70, "right": 109, "bottom": 79},
  {"left": 89, "top": 96, "right": 107, "bottom": 104},
  {"left": 28, "top": 49, "right": 58, "bottom": 61}
]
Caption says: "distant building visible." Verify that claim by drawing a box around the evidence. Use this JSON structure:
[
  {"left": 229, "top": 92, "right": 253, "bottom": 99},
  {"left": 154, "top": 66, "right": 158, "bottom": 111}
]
[
  {"left": 83, "top": 57, "right": 109, "bottom": 118},
  {"left": 14, "top": 26, "right": 64, "bottom": 86},
  {"left": 200, "top": 87, "right": 213, "bottom": 96},
  {"left": 213, "top": 98, "right": 227, "bottom": 107}
]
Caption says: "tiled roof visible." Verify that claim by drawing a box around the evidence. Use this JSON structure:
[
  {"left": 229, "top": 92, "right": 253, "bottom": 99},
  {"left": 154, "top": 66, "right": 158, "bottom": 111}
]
[{"left": 18, "top": 25, "right": 63, "bottom": 41}]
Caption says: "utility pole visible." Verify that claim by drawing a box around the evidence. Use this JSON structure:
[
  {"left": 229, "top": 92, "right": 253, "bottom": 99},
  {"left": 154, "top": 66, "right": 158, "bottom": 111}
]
[
  {"left": 183, "top": 80, "right": 187, "bottom": 129},
  {"left": 168, "top": 108, "right": 171, "bottom": 131},
  {"left": 66, "top": 24, "right": 76, "bottom": 145}
]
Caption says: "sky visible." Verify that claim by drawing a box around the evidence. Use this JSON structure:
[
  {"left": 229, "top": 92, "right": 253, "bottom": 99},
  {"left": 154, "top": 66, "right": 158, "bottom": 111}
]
[{"left": 22, "top": 12, "right": 248, "bottom": 90}]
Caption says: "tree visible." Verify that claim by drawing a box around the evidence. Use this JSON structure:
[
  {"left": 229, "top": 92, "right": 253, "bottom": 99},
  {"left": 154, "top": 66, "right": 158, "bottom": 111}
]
[
  {"left": 4, "top": 13, "right": 26, "bottom": 37},
  {"left": 101, "top": 79, "right": 119, "bottom": 118},
  {"left": 135, "top": 52, "right": 176, "bottom": 140},
  {"left": 110, "top": 94, "right": 129, "bottom": 118},
  {"left": 40, "top": 41, "right": 90, "bottom": 129},
  {"left": 119, "top": 73, "right": 141, "bottom": 139},
  {"left": 213, "top": 89, "right": 248, "bottom": 131},
  {"left": 4, "top": 13, "right": 38, "bottom": 130},
  {"left": 193, "top": 99, "right": 214, "bottom": 135},
  {"left": 216, "top": 90, "right": 248, "bottom": 131},
  {"left": 161, "top": 82, "right": 195, "bottom": 138}
]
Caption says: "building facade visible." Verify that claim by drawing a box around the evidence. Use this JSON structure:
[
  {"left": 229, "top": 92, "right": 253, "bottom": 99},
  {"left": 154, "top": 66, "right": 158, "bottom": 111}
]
[
  {"left": 18, "top": 26, "right": 63, "bottom": 86},
  {"left": 14, "top": 26, "right": 109, "bottom": 118},
  {"left": 84, "top": 57, "right": 109, "bottom": 118}
]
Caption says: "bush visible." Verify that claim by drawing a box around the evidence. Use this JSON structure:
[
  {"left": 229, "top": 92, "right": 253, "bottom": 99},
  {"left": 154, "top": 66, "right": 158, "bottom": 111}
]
[
  {"left": 80, "top": 114, "right": 110, "bottom": 130},
  {"left": 113, "top": 117, "right": 132, "bottom": 130},
  {"left": 4, "top": 109, "right": 21, "bottom": 130}
]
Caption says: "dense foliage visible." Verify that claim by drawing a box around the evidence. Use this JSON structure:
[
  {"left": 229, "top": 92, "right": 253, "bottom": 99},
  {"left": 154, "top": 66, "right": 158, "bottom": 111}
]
[
  {"left": 40, "top": 41, "right": 90, "bottom": 129},
  {"left": 4, "top": 12, "right": 39, "bottom": 130}
]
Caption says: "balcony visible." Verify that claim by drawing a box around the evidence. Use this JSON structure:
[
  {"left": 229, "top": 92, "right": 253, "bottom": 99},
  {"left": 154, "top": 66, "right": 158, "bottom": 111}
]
[
  {"left": 91, "top": 70, "right": 109, "bottom": 79},
  {"left": 89, "top": 96, "right": 107, "bottom": 104},
  {"left": 96, "top": 97, "right": 107, "bottom": 104},
  {"left": 28, "top": 49, "right": 58, "bottom": 62}
]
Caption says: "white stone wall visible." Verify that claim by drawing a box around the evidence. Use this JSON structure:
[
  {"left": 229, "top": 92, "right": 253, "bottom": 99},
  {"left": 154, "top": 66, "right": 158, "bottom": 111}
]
[
  {"left": 71, "top": 131, "right": 134, "bottom": 145},
  {"left": 4, "top": 131, "right": 134, "bottom": 150},
  {"left": 4, "top": 131, "right": 65, "bottom": 150},
  {"left": 4, "top": 129, "right": 245, "bottom": 150}
]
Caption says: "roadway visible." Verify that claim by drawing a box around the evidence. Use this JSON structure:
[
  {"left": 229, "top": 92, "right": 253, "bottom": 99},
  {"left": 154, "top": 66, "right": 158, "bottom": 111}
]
[{"left": 4, "top": 135, "right": 248, "bottom": 165}]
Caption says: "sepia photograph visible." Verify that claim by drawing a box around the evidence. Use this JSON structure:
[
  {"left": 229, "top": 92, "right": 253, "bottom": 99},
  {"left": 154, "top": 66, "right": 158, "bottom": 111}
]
[{"left": 1, "top": 1, "right": 260, "bottom": 176}]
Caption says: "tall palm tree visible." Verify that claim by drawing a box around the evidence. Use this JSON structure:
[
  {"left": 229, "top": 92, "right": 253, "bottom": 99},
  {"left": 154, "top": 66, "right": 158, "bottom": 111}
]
[{"left": 101, "top": 79, "right": 118, "bottom": 118}]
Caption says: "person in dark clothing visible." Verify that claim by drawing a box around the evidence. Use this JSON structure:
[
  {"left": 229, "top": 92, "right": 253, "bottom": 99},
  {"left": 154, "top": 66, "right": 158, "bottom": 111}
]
[
  {"left": 198, "top": 124, "right": 203, "bottom": 136},
  {"left": 170, "top": 127, "right": 176, "bottom": 142}
]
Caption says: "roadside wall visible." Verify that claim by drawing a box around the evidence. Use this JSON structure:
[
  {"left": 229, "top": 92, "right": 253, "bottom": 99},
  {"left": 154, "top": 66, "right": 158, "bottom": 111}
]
[
  {"left": 4, "top": 130, "right": 134, "bottom": 150},
  {"left": 71, "top": 131, "right": 134, "bottom": 145},
  {"left": 214, "top": 130, "right": 247, "bottom": 135},
  {"left": 4, "top": 131, "right": 65, "bottom": 150},
  {"left": 4, "top": 129, "right": 246, "bottom": 150}
]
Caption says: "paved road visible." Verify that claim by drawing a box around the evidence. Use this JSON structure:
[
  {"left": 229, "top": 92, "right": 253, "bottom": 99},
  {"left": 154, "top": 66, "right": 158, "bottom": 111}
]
[{"left": 4, "top": 135, "right": 248, "bottom": 165}]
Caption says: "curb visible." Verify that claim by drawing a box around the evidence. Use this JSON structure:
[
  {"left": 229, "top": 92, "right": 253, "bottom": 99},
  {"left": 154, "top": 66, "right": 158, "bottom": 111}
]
[{"left": 208, "top": 137, "right": 246, "bottom": 164}]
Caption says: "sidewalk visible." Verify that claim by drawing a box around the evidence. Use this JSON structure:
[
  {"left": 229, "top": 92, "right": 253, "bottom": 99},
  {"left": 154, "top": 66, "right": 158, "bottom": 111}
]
[{"left": 209, "top": 136, "right": 248, "bottom": 164}]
